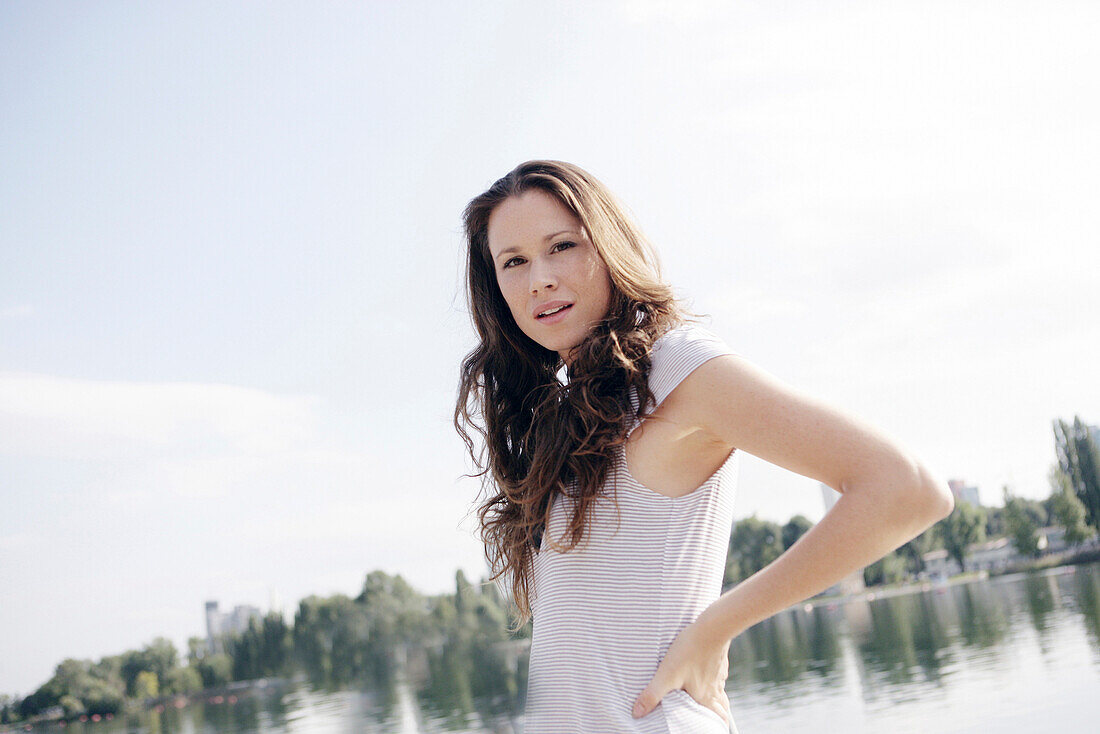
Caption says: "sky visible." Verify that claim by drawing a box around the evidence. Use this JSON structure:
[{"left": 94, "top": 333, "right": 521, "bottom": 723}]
[{"left": 2, "top": 0, "right": 1099, "bottom": 698}]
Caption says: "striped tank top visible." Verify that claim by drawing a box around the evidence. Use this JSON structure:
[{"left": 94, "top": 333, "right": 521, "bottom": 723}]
[{"left": 525, "top": 323, "right": 740, "bottom": 733}]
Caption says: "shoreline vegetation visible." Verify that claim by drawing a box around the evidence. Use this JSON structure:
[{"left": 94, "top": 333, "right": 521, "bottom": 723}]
[
  {"left": 4, "top": 417, "right": 1097, "bottom": 731},
  {"left": 5, "top": 542, "right": 1098, "bottom": 732},
  {"left": 807, "top": 543, "right": 1100, "bottom": 609}
]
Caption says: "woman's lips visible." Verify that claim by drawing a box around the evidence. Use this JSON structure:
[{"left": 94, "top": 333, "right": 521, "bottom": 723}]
[{"left": 535, "top": 303, "right": 573, "bottom": 324}]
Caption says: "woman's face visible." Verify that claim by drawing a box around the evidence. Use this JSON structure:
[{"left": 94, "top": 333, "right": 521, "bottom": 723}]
[{"left": 486, "top": 189, "right": 613, "bottom": 364}]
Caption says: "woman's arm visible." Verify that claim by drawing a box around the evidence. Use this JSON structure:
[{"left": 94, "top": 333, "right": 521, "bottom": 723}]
[
  {"left": 633, "top": 354, "right": 954, "bottom": 720},
  {"left": 688, "top": 353, "right": 955, "bottom": 640}
]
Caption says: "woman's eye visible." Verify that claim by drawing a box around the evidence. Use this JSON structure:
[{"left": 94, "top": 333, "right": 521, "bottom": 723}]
[
  {"left": 502, "top": 256, "right": 524, "bottom": 269},
  {"left": 552, "top": 241, "right": 576, "bottom": 253}
]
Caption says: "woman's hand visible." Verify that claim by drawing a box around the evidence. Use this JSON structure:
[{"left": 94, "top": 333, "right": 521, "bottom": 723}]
[{"left": 632, "top": 618, "right": 732, "bottom": 723}]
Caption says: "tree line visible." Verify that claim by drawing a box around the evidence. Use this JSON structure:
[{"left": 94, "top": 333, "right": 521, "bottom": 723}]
[
  {"left": 3, "top": 569, "right": 521, "bottom": 726},
  {"left": 5, "top": 415, "right": 1098, "bottom": 726},
  {"left": 724, "top": 415, "right": 1100, "bottom": 588}
]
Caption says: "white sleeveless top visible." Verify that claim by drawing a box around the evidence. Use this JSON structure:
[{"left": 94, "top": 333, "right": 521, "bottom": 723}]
[{"left": 525, "top": 324, "right": 740, "bottom": 734}]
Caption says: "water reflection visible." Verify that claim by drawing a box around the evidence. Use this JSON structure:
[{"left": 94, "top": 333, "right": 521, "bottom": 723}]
[
  {"left": 1075, "top": 562, "right": 1100, "bottom": 650},
  {"left": 19, "top": 563, "right": 1100, "bottom": 733}
]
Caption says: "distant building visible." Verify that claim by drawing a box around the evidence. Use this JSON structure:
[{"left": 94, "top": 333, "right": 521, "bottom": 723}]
[
  {"left": 921, "top": 549, "right": 955, "bottom": 579},
  {"left": 922, "top": 537, "right": 1014, "bottom": 577},
  {"left": 965, "top": 537, "right": 1015, "bottom": 572},
  {"left": 1037, "top": 525, "right": 1068, "bottom": 554},
  {"left": 921, "top": 526, "right": 1090, "bottom": 579},
  {"left": 205, "top": 600, "right": 262, "bottom": 655},
  {"left": 947, "top": 479, "right": 981, "bottom": 507}
]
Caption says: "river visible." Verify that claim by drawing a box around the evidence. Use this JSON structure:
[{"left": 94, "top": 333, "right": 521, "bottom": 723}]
[{"left": 24, "top": 562, "right": 1100, "bottom": 733}]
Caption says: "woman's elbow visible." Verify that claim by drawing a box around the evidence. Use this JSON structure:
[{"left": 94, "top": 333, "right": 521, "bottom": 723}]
[
  {"left": 842, "top": 453, "right": 954, "bottom": 524},
  {"left": 868, "top": 455, "right": 955, "bottom": 528},
  {"left": 912, "top": 459, "right": 955, "bottom": 522}
]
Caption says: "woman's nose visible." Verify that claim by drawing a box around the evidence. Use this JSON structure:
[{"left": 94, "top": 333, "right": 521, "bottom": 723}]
[{"left": 529, "top": 257, "right": 557, "bottom": 293}]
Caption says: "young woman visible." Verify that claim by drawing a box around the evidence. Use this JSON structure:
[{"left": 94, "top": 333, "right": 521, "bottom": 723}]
[{"left": 455, "top": 160, "right": 954, "bottom": 733}]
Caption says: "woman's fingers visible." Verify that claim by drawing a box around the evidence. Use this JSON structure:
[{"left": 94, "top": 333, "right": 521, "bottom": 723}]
[
  {"left": 688, "top": 686, "right": 728, "bottom": 723},
  {"left": 713, "top": 689, "right": 732, "bottom": 724},
  {"left": 635, "top": 684, "right": 732, "bottom": 725},
  {"left": 631, "top": 680, "right": 668, "bottom": 718}
]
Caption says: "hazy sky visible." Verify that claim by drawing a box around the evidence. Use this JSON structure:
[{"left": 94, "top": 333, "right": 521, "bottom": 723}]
[{"left": 2, "top": 0, "right": 1098, "bottom": 697}]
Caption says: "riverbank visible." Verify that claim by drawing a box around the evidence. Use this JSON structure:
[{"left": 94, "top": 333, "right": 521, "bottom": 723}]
[
  {"left": 800, "top": 544, "right": 1100, "bottom": 611},
  {"left": 0, "top": 677, "right": 291, "bottom": 732},
  {"left": 804, "top": 570, "right": 986, "bottom": 610},
  {"left": 990, "top": 544, "right": 1100, "bottom": 577}
]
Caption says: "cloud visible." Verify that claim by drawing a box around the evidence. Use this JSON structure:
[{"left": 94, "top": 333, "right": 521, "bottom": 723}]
[
  {"left": 618, "top": 0, "right": 733, "bottom": 25},
  {"left": 0, "top": 373, "right": 322, "bottom": 461},
  {"left": 240, "top": 494, "right": 438, "bottom": 544},
  {"left": 0, "top": 532, "right": 34, "bottom": 550},
  {"left": 706, "top": 284, "right": 811, "bottom": 325},
  {"left": 0, "top": 304, "right": 33, "bottom": 320}
]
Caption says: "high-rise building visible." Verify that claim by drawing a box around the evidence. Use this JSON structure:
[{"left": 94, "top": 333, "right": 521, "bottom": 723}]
[
  {"left": 204, "top": 601, "right": 221, "bottom": 654},
  {"left": 947, "top": 479, "right": 980, "bottom": 507},
  {"left": 204, "top": 600, "right": 262, "bottom": 655}
]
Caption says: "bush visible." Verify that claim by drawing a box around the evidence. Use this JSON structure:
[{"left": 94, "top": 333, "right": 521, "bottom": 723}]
[
  {"left": 81, "top": 678, "right": 123, "bottom": 716},
  {"left": 165, "top": 665, "right": 204, "bottom": 694},
  {"left": 59, "top": 695, "right": 85, "bottom": 718},
  {"left": 133, "top": 670, "right": 159, "bottom": 700},
  {"left": 197, "top": 654, "right": 233, "bottom": 689},
  {"left": 863, "top": 551, "right": 908, "bottom": 586}
]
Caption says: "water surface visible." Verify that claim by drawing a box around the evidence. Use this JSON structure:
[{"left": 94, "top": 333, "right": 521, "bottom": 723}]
[{"left": 25, "top": 562, "right": 1100, "bottom": 733}]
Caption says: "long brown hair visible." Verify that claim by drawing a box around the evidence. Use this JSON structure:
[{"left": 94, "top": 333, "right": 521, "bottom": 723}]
[{"left": 454, "top": 160, "right": 683, "bottom": 626}]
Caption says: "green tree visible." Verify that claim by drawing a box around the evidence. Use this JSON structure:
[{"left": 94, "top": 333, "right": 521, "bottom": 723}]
[
  {"left": 186, "top": 636, "right": 208, "bottom": 666},
  {"left": 133, "top": 670, "right": 159, "bottom": 700},
  {"left": 1054, "top": 416, "right": 1100, "bottom": 530},
  {"left": 196, "top": 654, "right": 233, "bottom": 689},
  {"left": 419, "top": 570, "right": 520, "bottom": 715},
  {"left": 17, "top": 657, "right": 125, "bottom": 719},
  {"left": 863, "top": 550, "right": 907, "bottom": 586},
  {"left": 225, "top": 611, "right": 290, "bottom": 681},
  {"left": 896, "top": 529, "right": 935, "bottom": 576},
  {"left": 292, "top": 594, "right": 373, "bottom": 685},
  {"left": 984, "top": 505, "right": 1005, "bottom": 538},
  {"left": 261, "top": 612, "right": 293, "bottom": 674},
  {"left": 292, "top": 595, "right": 336, "bottom": 681},
  {"left": 357, "top": 571, "right": 433, "bottom": 684},
  {"left": 986, "top": 496, "right": 1047, "bottom": 537},
  {"left": 58, "top": 694, "right": 85, "bottom": 718},
  {"left": 1003, "top": 487, "right": 1040, "bottom": 557},
  {"left": 227, "top": 626, "right": 258, "bottom": 681},
  {"left": 120, "top": 638, "right": 177, "bottom": 697},
  {"left": 939, "top": 500, "right": 986, "bottom": 571},
  {"left": 1049, "top": 465, "right": 1092, "bottom": 546},
  {"left": 79, "top": 677, "right": 124, "bottom": 716},
  {"left": 1018, "top": 495, "right": 1049, "bottom": 528},
  {"left": 1, "top": 693, "right": 24, "bottom": 724},
  {"left": 164, "top": 666, "right": 203, "bottom": 695},
  {"left": 725, "top": 516, "right": 784, "bottom": 586},
  {"left": 781, "top": 515, "right": 813, "bottom": 550}
]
